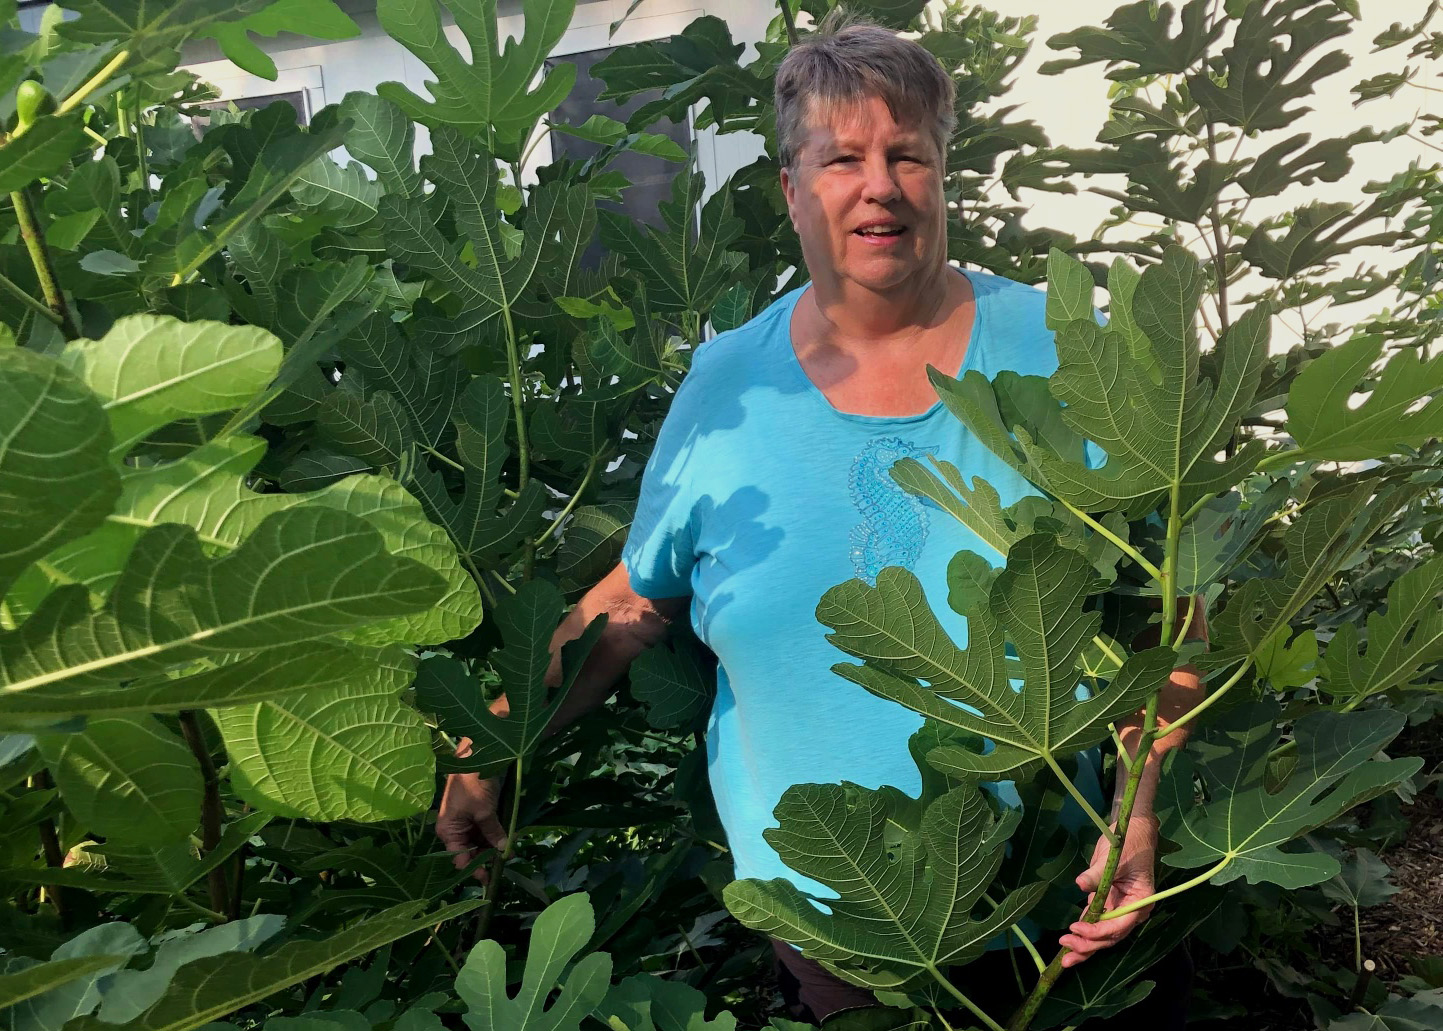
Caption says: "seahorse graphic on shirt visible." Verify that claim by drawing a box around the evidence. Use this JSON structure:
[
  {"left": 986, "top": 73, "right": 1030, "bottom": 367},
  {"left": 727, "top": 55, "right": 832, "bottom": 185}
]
[{"left": 848, "top": 436, "right": 939, "bottom": 585}]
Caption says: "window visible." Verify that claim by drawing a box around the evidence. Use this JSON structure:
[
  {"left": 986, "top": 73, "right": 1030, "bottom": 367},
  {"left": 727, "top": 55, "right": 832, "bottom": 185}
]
[
  {"left": 545, "top": 47, "right": 692, "bottom": 269},
  {"left": 195, "top": 90, "right": 310, "bottom": 125}
]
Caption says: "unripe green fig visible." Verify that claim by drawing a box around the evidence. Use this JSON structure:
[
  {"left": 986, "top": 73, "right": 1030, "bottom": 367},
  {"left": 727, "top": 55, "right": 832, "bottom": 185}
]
[{"left": 14, "top": 80, "right": 55, "bottom": 129}]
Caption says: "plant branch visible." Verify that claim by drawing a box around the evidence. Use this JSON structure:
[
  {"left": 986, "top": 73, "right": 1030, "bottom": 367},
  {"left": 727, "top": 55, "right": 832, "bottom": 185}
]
[
  {"left": 1099, "top": 856, "right": 1230, "bottom": 920},
  {"left": 533, "top": 454, "right": 598, "bottom": 548},
  {"left": 10, "top": 188, "right": 80, "bottom": 337},
  {"left": 929, "top": 966, "right": 1005, "bottom": 1031},
  {"left": 178, "top": 710, "right": 230, "bottom": 920},
  {"left": 1057, "top": 497, "right": 1163, "bottom": 580},
  {"left": 474, "top": 754, "right": 525, "bottom": 942},
  {"left": 777, "top": 0, "right": 800, "bottom": 47},
  {"left": 0, "top": 268, "right": 63, "bottom": 326}
]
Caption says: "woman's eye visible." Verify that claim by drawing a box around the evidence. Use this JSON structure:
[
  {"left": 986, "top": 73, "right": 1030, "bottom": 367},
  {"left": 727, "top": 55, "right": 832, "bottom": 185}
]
[{"left": 829, "top": 155, "right": 858, "bottom": 165}]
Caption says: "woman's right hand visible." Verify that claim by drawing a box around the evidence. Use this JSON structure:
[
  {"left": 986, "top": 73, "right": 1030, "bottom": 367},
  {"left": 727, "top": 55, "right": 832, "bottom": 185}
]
[{"left": 436, "top": 771, "right": 507, "bottom": 882}]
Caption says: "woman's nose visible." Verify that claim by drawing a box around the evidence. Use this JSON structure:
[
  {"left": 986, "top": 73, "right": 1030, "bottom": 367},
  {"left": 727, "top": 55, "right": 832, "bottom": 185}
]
[{"left": 860, "top": 156, "right": 901, "bottom": 204}]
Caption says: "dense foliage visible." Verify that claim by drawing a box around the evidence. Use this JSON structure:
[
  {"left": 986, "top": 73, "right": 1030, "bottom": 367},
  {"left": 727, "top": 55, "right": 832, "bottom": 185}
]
[{"left": 0, "top": 0, "right": 1440, "bottom": 1029}]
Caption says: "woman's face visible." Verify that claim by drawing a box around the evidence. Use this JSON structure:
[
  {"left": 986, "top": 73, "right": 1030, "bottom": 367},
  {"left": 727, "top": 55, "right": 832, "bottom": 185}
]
[{"left": 780, "top": 94, "right": 946, "bottom": 295}]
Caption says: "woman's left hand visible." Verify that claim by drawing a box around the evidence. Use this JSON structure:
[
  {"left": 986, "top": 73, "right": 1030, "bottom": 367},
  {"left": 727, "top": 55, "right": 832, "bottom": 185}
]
[{"left": 1057, "top": 814, "right": 1159, "bottom": 969}]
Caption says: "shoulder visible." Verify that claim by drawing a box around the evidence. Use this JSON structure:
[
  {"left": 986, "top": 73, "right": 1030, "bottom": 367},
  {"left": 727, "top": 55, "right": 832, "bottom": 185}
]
[
  {"left": 675, "top": 284, "right": 800, "bottom": 395},
  {"left": 966, "top": 266, "right": 1102, "bottom": 378}
]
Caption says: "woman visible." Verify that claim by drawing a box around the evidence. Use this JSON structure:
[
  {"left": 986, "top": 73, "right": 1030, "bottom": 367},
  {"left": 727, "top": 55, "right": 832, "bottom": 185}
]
[{"left": 438, "top": 17, "right": 1202, "bottom": 1027}]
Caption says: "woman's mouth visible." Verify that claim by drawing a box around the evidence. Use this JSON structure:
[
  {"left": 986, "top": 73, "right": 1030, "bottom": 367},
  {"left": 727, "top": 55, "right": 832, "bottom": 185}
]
[{"left": 853, "top": 224, "right": 907, "bottom": 245}]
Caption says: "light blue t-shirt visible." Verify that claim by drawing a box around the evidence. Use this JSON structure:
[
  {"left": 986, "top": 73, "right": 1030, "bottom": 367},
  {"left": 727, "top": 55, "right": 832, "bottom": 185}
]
[{"left": 621, "top": 267, "right": 1104, "bottom": 897}]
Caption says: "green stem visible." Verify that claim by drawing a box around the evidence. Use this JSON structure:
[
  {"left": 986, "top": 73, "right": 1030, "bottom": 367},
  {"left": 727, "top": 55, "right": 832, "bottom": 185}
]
[
  {"left": 10, "top": 188, "right": 79, "bottom": 337},
  {"left": 56, "top": 49, "right": 129, "bottom": 119},
  {"left": 1099, "top": 856, "right": 1230, "bottom": 920},
  {"left": 424, "top": 445, "right": 464, "bottom": 472},
  {"left": 928, "top": 966, "right": 1005, "bottom": 1031},
  {"left": 777, "top": 0, "right": 800, "bottom": 46},
  {"left": 1162, "top": 657, "right": 1252, "bottom": 739},
  {"left": 1042, "top": 751, "right": 1117, "bottom": 845},
  {"left": 178, "top": 710, "right": 230, "bottom": 921},
  {"left": 1057, "top": 497, "right": 1162, "bottom": 581},
  {"left": 1010, "top": 484, "right": 1184, "bottom": 1029},
  {"left": 474, "top": 754, "right": 524, "bottom": 943},
  {"left": 0, "top": 268, "right": 63, "bottom": 325},
  {"left": 1092, "top": 635, "right": 1124, "bottom": 669},
  {"left": 984, "top": 892, "right": 1046, "bottom": 974},
  {"left": 533, "top": 455, "right": 597, "bottom": 548},
  {"left": 1255, "top": 447, "right": 1307, "bottom": 472},
  {"left": 490, "top": 570, "right": 517, "bottom": 596}
]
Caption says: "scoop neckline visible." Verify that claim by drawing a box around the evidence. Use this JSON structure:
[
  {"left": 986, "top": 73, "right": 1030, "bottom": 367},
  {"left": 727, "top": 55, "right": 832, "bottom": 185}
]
[{"left": 782, "top": 267, "right": 985, "bottom": 426}]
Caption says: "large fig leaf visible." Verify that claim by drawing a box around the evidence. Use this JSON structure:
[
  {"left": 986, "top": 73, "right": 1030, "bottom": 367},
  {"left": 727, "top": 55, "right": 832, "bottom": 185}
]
[
  {"left": 1205, "top": 481, "right": 1418, "bottom": 672},
  {"left": 456, "top": 892, "right": 611, "bottom": 1031},
  {"left": 1319, "top": 554, "right": 1443, "bottom": 704},
  {"left": 599, "top": 167, "right": 746, "bottom": 316},
  {"left": 0, "top": 508, "right": 442, "bottom": 699},
  {"left": 889, "top": 450, "right": 1127, "bottom": 584},
  {"left": 819, "top": 534, "right": 1177, "bottom": 782},
  {"left": 336, "top": 315, "right": 460, "bottom": 450},
  {"left": 401, "top": 377, "right": 547, "bottom": 572},
  {"left": 1184, "top": 0, "right": 1351, "bottom": 133},
  {"left": 64, "top": 900, "right": 480, "bottom": 1031},
  {"left": 933, "top": 248, "right": 1269, "bottom": 519},
  {"left": 0, "top": 957, "right": 121, "bottom": 1016},
  {"left": 1040, "top": 0, "right": 1221, "bottom": 79},
  {"left": 1284, "top": 335, "right": 1443, "bottom": 463},
  {"left": 196, "top": 0, "right": 359, "bottom": 80},
  {"left": 724, "top": 781, "right": 1045, "bottom": 989},
  {"left": 211, "top": 647, "right": 434, "bottom": 822},
  {"left": 596, "top": 975, "right": 736, "bottom": 1031},
  {"left": 1160, "top": 702, "right": 1422, "bottom": 888},
  {"left": 34, "top": 715, "right": 201, "bottom": 844},
  {"left": 57, "top": 0, "right": 272, "bottom": 69},
  {"left": 0, "top": 348, "right": 118, "bottom": 598},
  {"left": 56, "top": 316, "right": 281, "bottom": 456},
  {"left": 4, "top": 434, "right": 480, "bottom": 647},
  {"left": 337, "top": 92, "right": 423, "bottom": 199},
  {"left": 376, "top": 0, "right": 576, "bottom": 140},
  {"left": 415, "top": 580, "right": 605, "bottom": 777},
  {"left": 0, "top": 114, "right": 86, "bottom": 194}
]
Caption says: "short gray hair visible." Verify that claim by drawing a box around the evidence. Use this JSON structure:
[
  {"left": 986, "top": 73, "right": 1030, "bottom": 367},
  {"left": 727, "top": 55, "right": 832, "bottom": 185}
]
[{"left": 773, "top": 11, "right": 956, "bottom": 170}]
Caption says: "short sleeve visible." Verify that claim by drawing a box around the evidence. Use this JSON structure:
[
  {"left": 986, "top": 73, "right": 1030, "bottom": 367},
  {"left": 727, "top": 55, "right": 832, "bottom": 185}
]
[{"left": 621, "top": 373, "right": 706, "bottom": 600}]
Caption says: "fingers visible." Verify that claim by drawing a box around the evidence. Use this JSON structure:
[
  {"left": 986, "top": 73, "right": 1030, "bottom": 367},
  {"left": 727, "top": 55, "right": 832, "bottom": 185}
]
[
  {"left": 1057, "top": 909, "right": 1148, "bottom": 968},
  {"left": 1075, "top": 867, "right": 1101, "bottom": 893}
]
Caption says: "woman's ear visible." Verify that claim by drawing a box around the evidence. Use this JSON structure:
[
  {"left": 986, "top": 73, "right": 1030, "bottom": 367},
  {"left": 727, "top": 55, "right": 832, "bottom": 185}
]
[{"left": 779, "top": 164, "right": 797, "bottom": 229}]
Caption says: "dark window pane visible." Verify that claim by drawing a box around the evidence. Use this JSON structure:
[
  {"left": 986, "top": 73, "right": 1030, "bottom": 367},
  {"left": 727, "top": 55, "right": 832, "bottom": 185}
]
[
  {"left": 196, "top": 91, "right": 309, "bottom": 125},
  {"left": 545, "top": 47, "right": 692, "bottom": 268}
]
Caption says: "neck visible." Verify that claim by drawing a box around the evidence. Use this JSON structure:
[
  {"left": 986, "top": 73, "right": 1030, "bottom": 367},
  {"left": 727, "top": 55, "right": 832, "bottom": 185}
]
[{"left": 807, "top": 262, "right": 956, "bottom": 343}]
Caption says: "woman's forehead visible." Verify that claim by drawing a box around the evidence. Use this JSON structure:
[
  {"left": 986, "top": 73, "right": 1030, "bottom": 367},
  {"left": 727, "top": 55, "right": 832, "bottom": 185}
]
[{"left": 804, "top": 96, "right": 928, "bottom": 146}]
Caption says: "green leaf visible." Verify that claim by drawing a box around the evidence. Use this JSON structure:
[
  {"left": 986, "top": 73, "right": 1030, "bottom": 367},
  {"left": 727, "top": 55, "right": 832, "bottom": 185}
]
[
  {"left": 0, "top": 507, "right": 443, "bottom": 698},
  {"left": 1207, "top": 481, "right": 1418, "bottom": 671},
  {"left": 0, "top": 114, "right": 84, "bottom": 193},
  {"left": 1149, "top": 484, "right": 1290, "bottom": 596},
  {"left": 555, "top": 504, "right": 629, "bottom": 590},
  {"left": 337, "top": 92, "right": 423, "bottom": 199},
  {"left": 415, "top": 581, "right": 605, "bottom": 777},
  {"left": 456, "top": 893, "right": 611, "bottom": 1031},
  {"left": 0, "top": 347, "right": 118, "bottom": 597},
  {"left": 1237, "top": 129, "right": 1379, "bottom": 199},
  {"left": 890, "top": 451, "right": 1129, "bottom": 584},
  {"left": 2, "top": 922, "right": 147, "bottom": 1029},
  {"left": 58, "top": 315, "right": 282, "bottom": 456},
  {"left": 212, "top": 647, "right": 435, "bottom": 822},
  {"left": 1286, "top": 335, "right": 1443, "bottom": 462},
  {"left": 596, "top": 975, "right": 738, "bottom": 1031},
  {"left": 1042, "top": 0, "right": 1221, "bottom": 78},
  {"left": 1328, "top": 994, "right": 1443, "bottom": 1030},
  {"left": 1320, "top": 849, "right": 1399, "bottom": 910},
  {"left": 630, "top": 630, "right": 714, "bottom": 730},
  {"left": 197, "top": 0, "right": 360, "bottom": 80},
  {"left": 64, "top": 900, "right": 481, "bottom": 1031},
  {"left": 819, "top": 534, "right": 1177, "bottom": 782},
  {"left": 0, "top": 957, "right": 123, "bottom": 1014},
  {"left": 1185, "top": 0, "right": 1352, "bottom": 132},
  {"left": 1160, "top": 702, "right": 1422, "bottom": 887},
  {"left": 316, "top": 391, "right": 407, "bottom": 469},
  {"left": 1043, "top": 245, "right": 1094, "bottom": 329},
  {"left": 599, "top": 166, "right": 746, "bottom": 315},
  {"left": 376, "top": 0, "right": 577, "bottom": 140},
  {"left": 724, "top": 781, "right": 1045, "bottom": 989},
  {"left": 0, "top": 650, "right": 372, "bottom": 729},
  {"left": 1242, "top": 201, "right": 1403, "bottom": 280},
  {"left": 1254, "top": 627, "right": 1318, "bottom": 690},
  {"left": 57, "top": 0, "right": 271, "bottom": 69},
  {"left": 5, "top": 433, "right": 481, "bottom": 647},
  {"left": 336, "top": 315, "right": 460, "bottom": 450},
  {"left": 290, "top": 157, "right": 382, "bottom": 233},
  {"left": 935, "top": 247, "right": 1269, "bottom": 518},
  {"left": 35, "top": 715, "right": 201, "bottom": 843},
  {"left": 1319, "top": 555, "right": 1443, "bottom": 704}
]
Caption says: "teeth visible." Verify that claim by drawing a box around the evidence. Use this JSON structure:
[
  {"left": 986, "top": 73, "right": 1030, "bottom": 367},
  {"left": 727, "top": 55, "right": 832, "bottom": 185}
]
[{"left": 858, "top": 227, "right": 903, "bottom": 235}]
